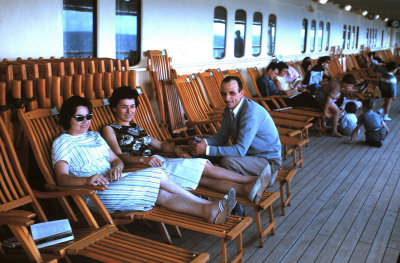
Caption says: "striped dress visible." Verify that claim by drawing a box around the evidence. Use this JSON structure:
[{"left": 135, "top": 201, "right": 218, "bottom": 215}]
[{"left": 52, "top": 131, "right": 162, "bottom": 213}]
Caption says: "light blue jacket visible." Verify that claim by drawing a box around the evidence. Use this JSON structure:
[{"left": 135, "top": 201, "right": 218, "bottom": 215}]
[{"left": 205, "top": 98, "right": 281, "bottom": 159}]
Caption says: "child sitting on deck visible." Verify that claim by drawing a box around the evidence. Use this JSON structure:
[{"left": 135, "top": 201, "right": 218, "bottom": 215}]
[
  {"left": 345, "top": 99, "right": 389, "bottom": 148},
  {"left": 338, "top": 101, "right": 358, "bottom": 136}
]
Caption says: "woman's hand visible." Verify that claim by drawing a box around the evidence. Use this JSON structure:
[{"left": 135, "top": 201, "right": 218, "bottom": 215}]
[
  {"left": 142, "top": 156, "right": 163, "bottom": 167},
  {"left": 87, "top": 174, "right": 109, "bottom": 187},
  {"left": 107, "top": 166, "right": 123, "bottom": 182}
]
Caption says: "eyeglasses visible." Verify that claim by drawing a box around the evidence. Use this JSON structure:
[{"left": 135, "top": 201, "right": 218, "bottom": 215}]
[{"left": 72, "top": 113, "right": 93, "bottom": 122}]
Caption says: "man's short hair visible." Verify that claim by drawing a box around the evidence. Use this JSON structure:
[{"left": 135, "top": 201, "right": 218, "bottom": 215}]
[
  {"left": 341, "top": 74, "right": 356, "bottom": 85},
  {"left": 277, "top": 62, "right": 289, "bottom": 73},
  {"left": 386, "top": 61, "right": 398, "bottom": 72},
  {"left": 317, "top": 56, "right": 331, "bottom": 64},
  {"left": 266, "top": 62, "right": 278, "bottom": 72},
  {"left": 221, "top": 75, "right": 243, "bottom": 92},
  {"left": 362, "top": 99, "right": 375, "bottom": 110}
]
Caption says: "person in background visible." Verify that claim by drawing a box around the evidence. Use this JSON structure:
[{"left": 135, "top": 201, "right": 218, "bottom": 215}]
[
  {"left": 315, "top": 80, "right": 342, "bottom": 137},
  {"left": 257, "top": 62, "right": 285, "bottom": 97},
  {"left": 338, "top": 101, "right": 358, "bottom": 136},
  {"left": 345, "top": 99, "right": 389, "bottom": 148},
  {"left": 302, "top": 56, "right": 331, "bottom": 94},
  {"left": 377, "top": 61, "right": 398, "bottom": 121}
]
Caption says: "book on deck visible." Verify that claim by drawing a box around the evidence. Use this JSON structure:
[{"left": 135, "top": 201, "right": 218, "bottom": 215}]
[{"left": 31, "top": 219, "right": 74, "bottom": 248}]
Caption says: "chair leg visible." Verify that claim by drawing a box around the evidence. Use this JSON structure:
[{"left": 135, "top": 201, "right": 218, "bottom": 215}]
[
  {"left": 280, "top": 181, "right": 286, "bottom": 216},
  {"left": 237, "top": 234, "right": 243, "bottom": 263},
  {"left": 157, "top": 222, "right": 172, "bottom": 244},
  {"left": 255, "top": 209, "right": 263, "bottom": 248},
  {"left": 220, "top": 238, "right": 227, "bottom": 263}
]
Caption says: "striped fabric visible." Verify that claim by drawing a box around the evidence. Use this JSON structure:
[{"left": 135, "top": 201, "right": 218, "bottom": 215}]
[{"left": 52, "top": 132, "right": 162, "bottom": 212}]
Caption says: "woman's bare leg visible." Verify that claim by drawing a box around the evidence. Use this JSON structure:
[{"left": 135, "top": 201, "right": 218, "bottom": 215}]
[
  {"left": 159, "top": 172, "right": 212, "bottom": 205},
  {"left": 202, "top": 162, "right": 257, "bottom": 184},
  {"left": 199, "top": 176, "right": 253, "bottom": 197},
  {"left": 329, "top": 103, "right": 342, "bottom": 137},
  {"left": 156, "top": 189, "right": 223, "bottom": 223}
]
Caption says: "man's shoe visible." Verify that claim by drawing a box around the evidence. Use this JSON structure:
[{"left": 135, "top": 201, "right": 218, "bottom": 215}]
[
  {"left": 383, "top": 114, "right": 392, "bottom": 121},
  {"left": 248, "top": 165, "right": 271, "bottom": 203},
  {"left": 269, "top": 170, "right": 279, "bottom": 187},
  {"left": 231, "top": 203, "right": 245, "bottom": 217}
]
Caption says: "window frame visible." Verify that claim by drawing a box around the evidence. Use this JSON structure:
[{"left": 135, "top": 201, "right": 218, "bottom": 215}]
[
  {"left": 234, "top": 9, "right": 247, "bottom": 58},
  {"left": 325, "top": 22, "right": 330, "bottom": 51},
  {"left": 318, "top": 21, "right": 324, "bottom": 52},
  {"left": 213, "top": 6, "right": 227, "bottom": 60},
  {"left": 310, "top": 20, "right": 316, "bottom": 52},
  {"left": 301, "top": 19, "right": 308, "bottom": 53},
  {"left": 252, "top": 12, "right": 263, "bottom": 57},
  {"left": 267, "top": 14, "right": 277, "bottom": 56}
]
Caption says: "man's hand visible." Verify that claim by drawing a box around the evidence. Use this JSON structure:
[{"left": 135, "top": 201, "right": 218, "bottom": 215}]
[
  {"left": 142, "top": 156, "right": 163, "bottom": 167},
  {"left": 188, "top": 137, "right": 207, "bottom": 156}
]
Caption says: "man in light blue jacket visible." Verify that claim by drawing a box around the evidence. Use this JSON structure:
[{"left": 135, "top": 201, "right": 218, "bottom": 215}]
[{"left": 190, "top": 76, "right": 282, "bottom": 205}]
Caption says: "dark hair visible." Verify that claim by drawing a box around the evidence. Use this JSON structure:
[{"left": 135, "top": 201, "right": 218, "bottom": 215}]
[
  {"left": 59, "top": 96, "right": 93, "bottom": 130},
  {"left": 302, "top": 56, "right": 311, "bottom": 63},
  {"left": 362, "top": 99, "right": 374, "bottom": 110},
  {"left": 345, "top": 101, "right": 357, "bottom": 114},
  {"left": 302, "top": 61, "right": 312, "bottom": 72},
  {"left": 386, "top": 61, "right": 398, "bottom": 72},
  {"left": 277, "top": 62, "right": 289, "bottom": 73},
  {"left": 341, "top": 74, "right": 356, "bottom": 85},
  {"left": 266, "top": 61, "right": 278, "bottom": 72},
  {"left": 109, "top": 86, "right": 140, "bottom": 110},
  {"left": 221, "top": 76, "right": 243, "bottom": 92},
  {"left": 317, "top": 56, "right": 330, "bottom": 64}
]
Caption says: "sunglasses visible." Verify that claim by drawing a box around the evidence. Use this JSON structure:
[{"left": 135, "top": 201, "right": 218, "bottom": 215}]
[{"left": 72, "top": 113, "right": 93, "bottom": 122}]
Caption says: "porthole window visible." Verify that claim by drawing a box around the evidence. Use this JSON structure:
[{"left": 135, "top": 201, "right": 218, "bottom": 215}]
[
  {"left": 301, "top": 19, "right": 308, "bottom": 53},
  {"left": 213, "top": 6, "right": 227, "bottom": 59},
  {"left": 63, "top": 0, "right": 96, "bottom": 58},
  {"left": 318, "top": 21, "right": 324, "bottom": 52},
  {"left": 115, "top": 0, "right": 141, "bottom": 65},
  {"left": 234, "top": 9, "right": 246, "bottom": 58},
  {"left": 252, "top": 12, "right": 262, "bottom": 57},
  {"left": 267, "top": 14, "right": 277, "bottom": 56},
  {"left": 351, "top": 26, "right": 355, "bottom": 49},
  {"left": 381, "top": 30, "right": 384, "bottom": 47},
  {"left": 310, "top": 20, "right": 316, "bottom": 52},
  {"left": 325, "top": 22, "right": 330, "bottom": 51},
  {"left": 342, "top": 25, "right": 347, "bottom": 49},
  {"left": 366, "top": 28, "right": 369, "bottom": 46}
]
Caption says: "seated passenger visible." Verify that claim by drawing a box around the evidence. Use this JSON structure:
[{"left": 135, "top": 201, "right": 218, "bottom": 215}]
[
  {"left": 338, "top": 101, "right": 358, "bottom": 136},
  {"left": 368, "top": 52, "right": 386, "bottom": 74},
  {"left": 315, "top": 80, "right": 342, "bottom": 137},
  {"left": 336, "top": 74, "right": 362, "bottom": 110},
  {"left": 302, "top": 56, "right": 331, "bottom": 94},
  {"left": 345, "top": 99, "right": 389, "bottom": 147},
  {"left": 301, "top": 56, "right": 312, "bottom": 74},
  {"left": 102, "top": 86, "right": 269, "bottom": 204},
  {"left": 52, "top": 96, "right": 236, "bottom": 224},
  {"left": 274, "top": 62, "right": 294, "bottom": 92},
  {"left": 257, "top": 62, "right": 285, "bottom": 97}
]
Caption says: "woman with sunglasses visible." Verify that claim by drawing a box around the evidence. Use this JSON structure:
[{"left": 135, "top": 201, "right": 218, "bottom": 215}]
[
  {"left": 52, "top": 95, "right": 236, "bottom": 224},
  {"left": 101, "top": 86, "right": 270, "bottom": 205}
]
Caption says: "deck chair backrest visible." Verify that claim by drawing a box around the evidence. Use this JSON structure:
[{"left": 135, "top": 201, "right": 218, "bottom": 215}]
[
  {"left": 206, "top": 68, "right": 224, "bottom": 86},
  {"left": 197, "top": 71, "right": 226, "bottom": 109},
  {"left": 226, "top": 69, "right": 253, "bottom": 98},
  {"left": 246, "top": 67, "right": 265, "bottom": 98},
  {"left": 173, "top": 76, "right": 218, "bottom": 135},
  {"left": 145, "top": 49, "right": 174, "bottom": 81}
]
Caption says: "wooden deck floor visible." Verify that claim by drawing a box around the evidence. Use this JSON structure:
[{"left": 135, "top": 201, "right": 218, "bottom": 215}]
[{"left": 127, "top": 96, "right": 400, "bottom": 263}]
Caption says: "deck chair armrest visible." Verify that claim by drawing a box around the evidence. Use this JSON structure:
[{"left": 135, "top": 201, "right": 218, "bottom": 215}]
[
  {"left": 32, "top": 189, "right": 96, "bottom": 199},
  {"left": 0, "top": 210, "right": 36, "bottom": 219},
  {"left": 45, "top": 183, "right": 106, "bottom": 191},
  {"left": 0, "top": 213, "right": 35, "bottom": 226}
]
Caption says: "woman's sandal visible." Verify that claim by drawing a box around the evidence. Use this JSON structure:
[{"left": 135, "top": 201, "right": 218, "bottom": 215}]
[{"left": 214, "top": 188, "right": 237, "bottom": 224}]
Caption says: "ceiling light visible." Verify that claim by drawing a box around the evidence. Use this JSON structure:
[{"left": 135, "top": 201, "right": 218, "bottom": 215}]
[
  {"left": 362, "top": 10, "right": 368, "bottom": 16},
  {"left": 375, "top": 14, "right": 380, "bottom": 19},
  {"left": 344, "top": 5, "right": 351, "bottom": 11},
  {"left": 384, "top": 18, "right": 389, "bottom": 22},
  {"left": 318, "top": 0, "right": 328, "bottom": 4}
]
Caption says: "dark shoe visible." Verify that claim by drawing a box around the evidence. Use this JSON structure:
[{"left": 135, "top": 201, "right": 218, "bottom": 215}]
[{"left": 231, "top": 204, "right": 245, "bottom": 217}]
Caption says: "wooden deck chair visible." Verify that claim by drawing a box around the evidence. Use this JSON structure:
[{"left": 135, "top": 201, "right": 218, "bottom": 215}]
[
  {"left": 206, "top": 68, "right": 225, "bottom": 86},
  {"left": 145, "top": 50, "right": 188, "bottom": 136},
  {"left": 173, "top": 75, "right": 220, "bottom": 135},
  {"left": 18, "top": 102, "right": 252, "bottom": 263},
  {"left": 197, "top": 71, "right": 226, "bottom": 110},
  {"left": 0, "top": 117, "right": 209, "bottom": 263}
]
